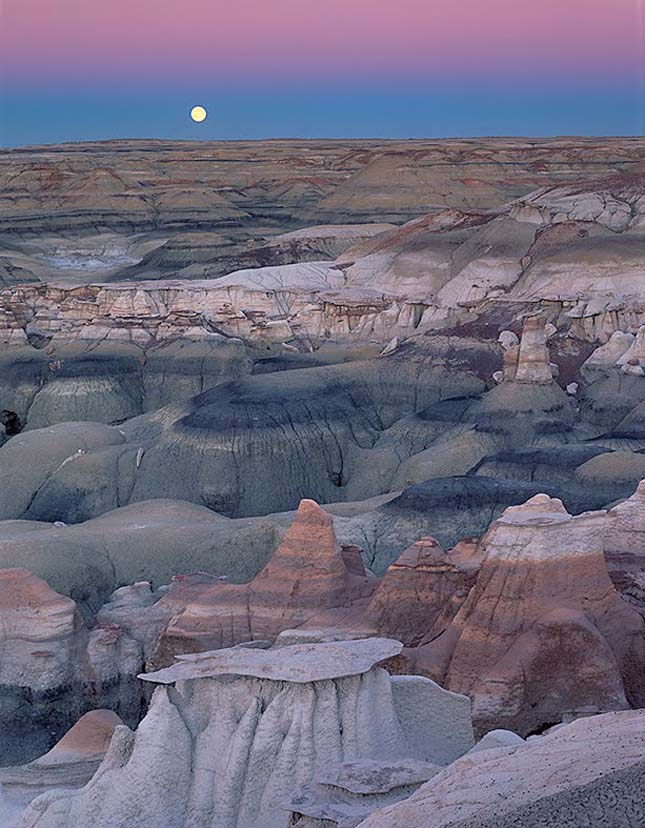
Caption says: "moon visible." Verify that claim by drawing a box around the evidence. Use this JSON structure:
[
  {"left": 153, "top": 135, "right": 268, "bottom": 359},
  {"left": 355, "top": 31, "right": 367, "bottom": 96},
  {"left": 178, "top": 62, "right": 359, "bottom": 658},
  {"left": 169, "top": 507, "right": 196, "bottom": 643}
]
[{"left": 190, "top": 105, "right": 207, "bottom": 123}]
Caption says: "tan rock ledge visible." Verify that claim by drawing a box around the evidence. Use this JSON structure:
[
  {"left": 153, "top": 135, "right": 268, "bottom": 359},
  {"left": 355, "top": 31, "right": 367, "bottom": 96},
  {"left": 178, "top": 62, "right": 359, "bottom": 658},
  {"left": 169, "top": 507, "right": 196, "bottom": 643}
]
[{"left": 140, "top": 636, "right": 403, "bottom": 685}]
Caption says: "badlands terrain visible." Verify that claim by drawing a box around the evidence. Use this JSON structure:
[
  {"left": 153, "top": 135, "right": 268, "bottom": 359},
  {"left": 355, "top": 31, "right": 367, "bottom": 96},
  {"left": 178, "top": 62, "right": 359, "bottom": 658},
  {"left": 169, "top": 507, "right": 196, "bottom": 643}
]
[{"left": 0, "top": 137, "right": 643, "bottom": 827}]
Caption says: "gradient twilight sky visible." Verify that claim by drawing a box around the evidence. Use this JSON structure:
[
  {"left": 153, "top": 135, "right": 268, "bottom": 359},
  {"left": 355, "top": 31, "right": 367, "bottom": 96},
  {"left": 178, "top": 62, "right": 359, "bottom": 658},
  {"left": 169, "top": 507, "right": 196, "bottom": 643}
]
[{"left": 1, "top": 0, "right": 644, "bottom": 146}]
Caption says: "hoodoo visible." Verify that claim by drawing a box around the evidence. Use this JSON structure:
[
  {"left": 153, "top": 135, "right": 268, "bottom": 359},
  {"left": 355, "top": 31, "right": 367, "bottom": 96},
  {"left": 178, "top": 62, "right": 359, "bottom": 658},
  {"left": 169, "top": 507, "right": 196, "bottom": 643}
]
[{"left": 17, "top": 638, "right": 474, "bottom": 828}]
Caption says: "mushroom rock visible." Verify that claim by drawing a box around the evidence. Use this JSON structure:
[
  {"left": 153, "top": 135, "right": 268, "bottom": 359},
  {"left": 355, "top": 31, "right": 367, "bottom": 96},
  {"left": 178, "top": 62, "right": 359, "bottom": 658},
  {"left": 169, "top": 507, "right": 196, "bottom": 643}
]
[
  {"left": 367, "top": 537, "right": 482, "bottom": 647},
  {"left": 509, "top": 315, "right": 554, "bottom": 383},
  {"left": 0, "top": 711, "right": 124, "bottom": 808},
  {"left": 19, "top": 638, "right": 475, "bottom": 828},
  {"left": 604, "top": 480, "right": 645, "bottom": 610},
  {"left": 411, "top": 494, "right": 645, "bottom": 736},
  {"left": 354, "top": 710, "right": 645, "bottom": 828},
  {"left": 153, "top": 500, "right": 377, "bottom": 663}
]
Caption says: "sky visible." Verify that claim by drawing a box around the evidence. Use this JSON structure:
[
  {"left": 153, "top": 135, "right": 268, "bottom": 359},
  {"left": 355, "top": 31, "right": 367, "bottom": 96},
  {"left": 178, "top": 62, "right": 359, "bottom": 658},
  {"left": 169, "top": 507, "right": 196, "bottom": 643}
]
[{"left": 1, "top": 0, "right": 644, "bottom": 146}]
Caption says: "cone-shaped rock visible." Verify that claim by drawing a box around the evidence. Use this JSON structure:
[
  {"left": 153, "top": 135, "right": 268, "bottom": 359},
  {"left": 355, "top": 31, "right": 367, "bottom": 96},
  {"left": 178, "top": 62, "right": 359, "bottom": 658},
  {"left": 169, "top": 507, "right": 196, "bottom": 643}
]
[
  {"left": 251, "top": 498, "right": 351, "bottom": 608},
  {"left": 413, "top": 494, "right": 645, "bottom": 735},
  {"left": 153, "top": 500, "right": 376, "bottom": 661}
]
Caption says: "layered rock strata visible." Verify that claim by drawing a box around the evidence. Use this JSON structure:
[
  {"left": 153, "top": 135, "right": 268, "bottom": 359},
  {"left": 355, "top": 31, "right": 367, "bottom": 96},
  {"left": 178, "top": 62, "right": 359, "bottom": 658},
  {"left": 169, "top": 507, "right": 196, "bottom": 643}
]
[
  {"left": 2, "top": 174, "right": 644, "bottom": 350},
  {"left": 603, "top": 480, "right": 645, "bottom": 610},
  {"left": 410, "top": 494, "right": 645, "bottom": 735},
  {"left": 367, "top": 537, "right": 481, "bottom": 647},
  {"left": 152, "top": 499, "right": 377, "bottom": 663},
  {"left": 0, "top": 569, "right": 147, "bottom": 764}
]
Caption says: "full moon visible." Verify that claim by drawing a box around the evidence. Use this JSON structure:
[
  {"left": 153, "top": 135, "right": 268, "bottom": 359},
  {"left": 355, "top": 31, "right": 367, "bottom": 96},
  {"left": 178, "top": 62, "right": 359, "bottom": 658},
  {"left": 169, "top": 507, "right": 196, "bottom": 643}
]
[{"left": 190, "top": 105, "right": 207, "bottom": 123}]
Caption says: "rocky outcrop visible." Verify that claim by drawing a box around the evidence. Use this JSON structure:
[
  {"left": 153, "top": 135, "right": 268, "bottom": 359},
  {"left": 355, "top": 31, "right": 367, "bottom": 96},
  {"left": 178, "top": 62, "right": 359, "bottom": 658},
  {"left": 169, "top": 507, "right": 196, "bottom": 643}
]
[
  {"left": 355, "top": 710, "right": 645, "bottom": 828},
  {"left": 0, "top": 568, "right": 146, "bottom": 765},
  {"left": 314, "top": 138, "right": 645, "bottom": 222},
  {"left": 153, "top": 499, "right": 377, "bottom": 661},
  {"left": 410, "top": 494, "right": 645, "bottom": 735},
  {"left": 583, "top": 330, "right": 635, "bottom": 368},
  {"left": 2, "top": 173, "right": 644, "bottom": 350},
  {"left": 17, "top": 638, "right": 474, "bottom": 828},
  {"left": 0, "top": 710, "right": 123, "bottom": 807},
  {"left": 0, "top": 568, "right": 81, "bottom": 693},
  {"left": 619, "top": 324, "right": 645, "bottom": 376},
  {"left": 4, "top": 138, "right": 641, "bottom": 239},
  {"left": 367, "top": 537, "right": 481, "bottom": 647},
  {"left": 604, "top": 480, "right": 645, "bottom": 610},
  {"left": 287, "top": 759, "right": 441, "bottom": 828},
  {"left": 154, "top": 224, "right": 396, "bottom": 283}
]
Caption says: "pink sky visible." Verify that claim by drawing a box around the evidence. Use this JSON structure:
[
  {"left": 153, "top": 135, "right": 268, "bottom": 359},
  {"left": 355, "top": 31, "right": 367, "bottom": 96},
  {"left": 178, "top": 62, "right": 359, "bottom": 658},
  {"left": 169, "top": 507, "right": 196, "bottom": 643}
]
[{"left": 3, "top": 0, "right": 643, "bottom": 86}]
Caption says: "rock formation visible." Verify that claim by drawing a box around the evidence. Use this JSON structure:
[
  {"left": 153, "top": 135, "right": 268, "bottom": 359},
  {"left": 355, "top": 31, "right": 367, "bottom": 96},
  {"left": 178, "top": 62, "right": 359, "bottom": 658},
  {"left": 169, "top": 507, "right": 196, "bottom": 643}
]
[
  {"left": 500, "top": 315, "right": 554, "bottom": 383},
  {"left": 604, "top": 480, "right": 645, "bottom": 610},
  {"left": 2, "top": 170, "right": 644, "bottom": 351},
  {"left": 0, "top": 137, "right": 643, "bottom": 827},
  {"left": 153, "top": 499, "right": 377, "bottom": 662},
  {"left": 409, "top": 494, "right": 645, "bottom": 735},
  {"left": 619, "top": 324, "right": 645, "bottom": 376},
  {"left": 286, "top": 759, "right": 441, "bottom": 828},
  {"left": 0, "top": 568, "right": 146, "bottom": 764},
  {"left": 355, "top": 710, "right": 645, "bottom": 828},
  {"left": 0, "top": 710, "right": 123, "bottom": 810},
  {"left": 583, "top": 330, "right": 635, "bottom": 368},
  {"left": 0, "top": 353, "right": 488, "bottom": 522},
  {"left": 367, "top": 537, "right": 481, "bottom": 646},
  {"left": 17, "top": 638, "right": 475, "bottom": 828}
]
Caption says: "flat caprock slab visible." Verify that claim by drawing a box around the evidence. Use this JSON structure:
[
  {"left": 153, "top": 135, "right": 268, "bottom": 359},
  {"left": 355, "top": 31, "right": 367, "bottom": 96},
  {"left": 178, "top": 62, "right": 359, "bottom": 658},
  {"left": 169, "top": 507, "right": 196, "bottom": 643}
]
[{"left": 140, "top": 637, "right": 403, "bottom": 685}]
